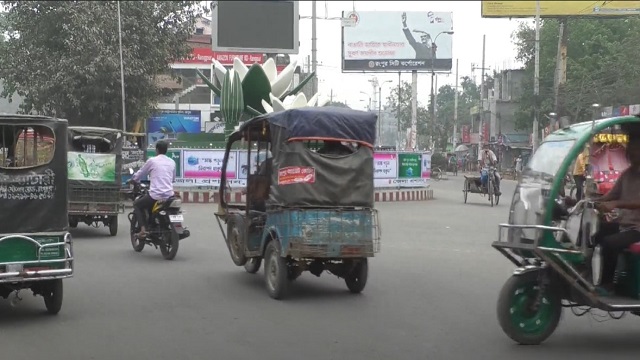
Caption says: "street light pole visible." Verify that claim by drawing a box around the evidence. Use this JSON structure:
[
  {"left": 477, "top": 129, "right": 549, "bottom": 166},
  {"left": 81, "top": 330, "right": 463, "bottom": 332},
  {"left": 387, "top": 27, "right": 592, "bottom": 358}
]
[{"left": 117, "top": 1, "right": 126, "bottom": 132}]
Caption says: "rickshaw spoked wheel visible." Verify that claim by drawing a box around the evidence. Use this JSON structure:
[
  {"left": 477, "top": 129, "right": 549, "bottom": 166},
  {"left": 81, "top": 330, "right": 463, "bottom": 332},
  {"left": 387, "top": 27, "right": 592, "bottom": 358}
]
[
  {"left": 244, "top": 258, "right": 262, "bottom": 274},
  {"left": 497, "top": 272, "right": 562, "bottom": 345},
  {"left": 43, "top": 279, "right": 63, "bottom": 315},
  {"left": 129, "top": 215, "right": 145, "bottom": 252},
  {"left": 264, "top": 240, "right": 289, "bottom": 300},
  {"left": 345, "top": 258, "right": 368, "bottom": 294},
  {"left": 463, "top": 179, "right": 469, "bottom": 204}
]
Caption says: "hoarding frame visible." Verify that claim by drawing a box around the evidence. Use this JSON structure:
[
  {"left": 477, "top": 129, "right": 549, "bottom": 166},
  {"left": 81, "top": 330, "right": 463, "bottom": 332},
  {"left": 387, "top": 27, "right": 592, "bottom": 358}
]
[
  {"left": 211, "top": 1, "right": 300, "bottom": 55},
  {"left": 481, "top": 1, "right": 640, "bottom": 18},
  {"left": 341, "top": 10, "right": 454, "bottom": 74}
]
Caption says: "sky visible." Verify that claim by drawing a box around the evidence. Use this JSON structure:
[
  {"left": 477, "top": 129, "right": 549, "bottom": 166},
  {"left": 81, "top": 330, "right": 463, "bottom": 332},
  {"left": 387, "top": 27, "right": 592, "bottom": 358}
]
[{"left": 293, "top": 1, "right": 529, "bottom": 111}]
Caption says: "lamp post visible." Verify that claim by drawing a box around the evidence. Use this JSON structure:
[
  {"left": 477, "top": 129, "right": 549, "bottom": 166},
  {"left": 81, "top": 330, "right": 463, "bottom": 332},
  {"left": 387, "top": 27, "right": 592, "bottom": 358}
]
[
  {"left": 429, "top": 31, "right": 454, "bottom": 142},
  {"left": 117, "top": 1, "right": 126, "bottom": 132},
  {"left": 377, "top": 80, "right": 393, "bottom": 146}
]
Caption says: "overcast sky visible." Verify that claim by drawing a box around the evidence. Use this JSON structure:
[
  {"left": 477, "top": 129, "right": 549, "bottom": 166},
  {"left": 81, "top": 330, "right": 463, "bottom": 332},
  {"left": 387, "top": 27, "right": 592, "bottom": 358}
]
[{"left": 294, "top": 1, "right": 528, "bottom": 110}]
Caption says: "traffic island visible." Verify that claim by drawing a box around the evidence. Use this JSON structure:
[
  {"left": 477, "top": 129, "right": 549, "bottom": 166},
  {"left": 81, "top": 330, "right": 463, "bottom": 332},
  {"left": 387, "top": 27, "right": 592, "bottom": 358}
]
[{"left": 175, "top": 188, "right": 434, "bottom": 204}]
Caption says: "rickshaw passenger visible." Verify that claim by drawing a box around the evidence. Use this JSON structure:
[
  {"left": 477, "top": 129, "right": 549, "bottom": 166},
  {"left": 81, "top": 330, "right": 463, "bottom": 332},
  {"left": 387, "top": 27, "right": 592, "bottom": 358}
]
[
  {"left": 594, "top": 137, "right": 640, "bottom": 293},
  {"left": 478, "top": 144, "right": 501, "bottom": 195}
]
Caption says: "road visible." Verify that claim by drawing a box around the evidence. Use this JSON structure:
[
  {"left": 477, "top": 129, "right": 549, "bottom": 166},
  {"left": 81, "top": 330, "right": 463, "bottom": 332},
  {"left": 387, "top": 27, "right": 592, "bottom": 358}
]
[{"left": 2, "top": 175, "right": 640, "bottom": 359}]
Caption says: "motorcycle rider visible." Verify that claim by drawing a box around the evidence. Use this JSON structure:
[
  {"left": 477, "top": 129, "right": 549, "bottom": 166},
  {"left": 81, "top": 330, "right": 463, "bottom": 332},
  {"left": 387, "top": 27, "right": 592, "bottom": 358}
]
[
  {"left": 478, "top": 143, "right": 501, "bottom": 196},
  {"left": 130, "top": 140, "right": 176, "bottom": 238}
]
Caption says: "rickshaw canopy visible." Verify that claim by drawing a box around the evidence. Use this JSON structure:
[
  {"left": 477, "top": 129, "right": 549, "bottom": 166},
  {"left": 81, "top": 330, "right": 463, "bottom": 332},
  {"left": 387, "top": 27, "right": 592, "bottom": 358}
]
[{"left": 231, "top": 107, "right": 378, "bottom": 148}]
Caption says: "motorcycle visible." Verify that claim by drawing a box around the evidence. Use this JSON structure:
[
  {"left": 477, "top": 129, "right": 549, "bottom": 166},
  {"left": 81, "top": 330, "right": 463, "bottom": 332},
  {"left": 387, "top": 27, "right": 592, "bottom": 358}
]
[{"left": 126, "top": 168, "right": 190, "bottom": 260}]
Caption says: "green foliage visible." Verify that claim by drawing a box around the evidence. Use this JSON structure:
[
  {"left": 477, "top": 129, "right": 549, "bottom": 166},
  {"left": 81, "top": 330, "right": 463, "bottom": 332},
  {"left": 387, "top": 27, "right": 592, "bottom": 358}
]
[
  {"left": 0, "top": 1, "right": 206, "bottom": 129},
  {"left": 431, "top": 76, "right": 481, "bottom": 149},
  {"left": 384, "top": 81, "right": 429, "bottom": 143},
  {"left": 511, "top": 17, "right": 640, "bottom": 130}
]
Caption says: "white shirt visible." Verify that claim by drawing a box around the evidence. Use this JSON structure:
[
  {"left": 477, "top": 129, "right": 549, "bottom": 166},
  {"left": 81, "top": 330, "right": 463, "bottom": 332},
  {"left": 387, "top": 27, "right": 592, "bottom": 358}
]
[
  {"left": 132, "top": 154, "right": 176, "bottom": 200},
  {"left": 479, "top": 150, "right": 497, "bottom": 167}
]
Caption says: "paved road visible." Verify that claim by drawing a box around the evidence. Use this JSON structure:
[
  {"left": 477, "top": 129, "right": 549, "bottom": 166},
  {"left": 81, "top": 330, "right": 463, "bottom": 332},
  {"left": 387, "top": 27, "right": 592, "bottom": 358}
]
[{"left": 2, "top": 175, "right": 640, "bottom": 359}]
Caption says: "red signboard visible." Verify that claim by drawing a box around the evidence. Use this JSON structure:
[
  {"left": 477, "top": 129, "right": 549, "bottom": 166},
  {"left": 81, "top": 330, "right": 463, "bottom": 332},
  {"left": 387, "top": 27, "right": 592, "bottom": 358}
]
[
  {"left": 461, "top": 125, "right": 470, "bottom": 143},
  {"left": 278, "top": 166, "right": 316, "bottom": 185},
  {"left": 481, "top": 122, "right": 489, "bottom": 142},
  {"left": 620, "top": 105, "right": 630, "bottom": 116},
  {"left": 178, "top": 48, "right": 286, "bottom": 71}
]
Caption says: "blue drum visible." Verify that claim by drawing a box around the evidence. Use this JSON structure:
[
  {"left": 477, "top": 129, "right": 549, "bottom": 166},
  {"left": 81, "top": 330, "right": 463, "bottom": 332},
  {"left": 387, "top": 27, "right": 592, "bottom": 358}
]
[{"left": 480, "top": 168, "right": 489, "bottom": 186}]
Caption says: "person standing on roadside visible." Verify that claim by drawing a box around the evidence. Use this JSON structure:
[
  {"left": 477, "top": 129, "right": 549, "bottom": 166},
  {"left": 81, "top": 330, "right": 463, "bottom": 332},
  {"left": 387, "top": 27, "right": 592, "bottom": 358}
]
[{"left": 573, "top": 148, "right": 588, "bottom": 200}]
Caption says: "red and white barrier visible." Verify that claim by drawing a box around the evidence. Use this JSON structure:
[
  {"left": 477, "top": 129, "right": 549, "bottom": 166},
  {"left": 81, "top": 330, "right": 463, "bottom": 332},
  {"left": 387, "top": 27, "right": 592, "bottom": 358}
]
[{"left": 175, "top": 189, "right": 434, "bottom": 204}]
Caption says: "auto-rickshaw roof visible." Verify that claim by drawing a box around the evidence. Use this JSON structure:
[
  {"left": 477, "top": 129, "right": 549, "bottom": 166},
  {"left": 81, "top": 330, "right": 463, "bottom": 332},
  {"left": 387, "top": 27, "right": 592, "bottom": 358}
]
[
  {"left": 0, "top": 114, "right": 68, "bottom": 124},
  {"left": 232, "top": 107, "right": 378, "bottom": 148},
  {"left": 544, "top": 116, "right": 640, "bottom": 142},
  {"left": 68, "top": 126, "right": 123, "bottom": 136}
]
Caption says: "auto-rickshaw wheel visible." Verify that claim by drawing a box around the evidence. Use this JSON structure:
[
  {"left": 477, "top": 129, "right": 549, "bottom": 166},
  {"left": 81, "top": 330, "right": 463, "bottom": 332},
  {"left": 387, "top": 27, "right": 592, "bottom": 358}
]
[
  {"left": 345, "top": 258, "right": 368, "bottom": 294},
  {"left": 497, "top": 272, "right": 562, "bottom": 345},
  {"left": 244, "top": 258, "right": 262, "bottom": 274},
  {"left": 264, "top": 240, "right": 289, "bottom": 300},
  {"left": 109, "top": 216, "right": 118, "bottom": 236},
  {"left": 69, "top": 217, "right": 78, "bottom": 228},
  {"left": 226, "top": 215, "right": 248, "bottom": 266},
  {"left": 43, "top": 279, "right": 63, "bottom": 315}
]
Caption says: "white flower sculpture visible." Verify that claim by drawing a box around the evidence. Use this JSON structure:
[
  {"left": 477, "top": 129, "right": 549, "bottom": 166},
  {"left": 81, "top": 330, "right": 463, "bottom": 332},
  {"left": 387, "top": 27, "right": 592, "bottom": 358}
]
[{"left": 210, "top": 57, "right": 328, "bottom": 114}]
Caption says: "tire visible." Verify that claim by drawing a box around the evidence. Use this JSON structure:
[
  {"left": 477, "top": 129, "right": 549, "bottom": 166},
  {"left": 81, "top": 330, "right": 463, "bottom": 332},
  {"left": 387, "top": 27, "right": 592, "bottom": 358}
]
[
  {"left": 264, "top": 240, "right": 289, "bottom": 300},
  {"left": 129, "top": 213, "right": 145, "bottom": 252},
  {"left": 69, "top": 217, "right": 78, "bottom": 228},
  {"left": 226, "top": 215, "right": 248, "bottom": 266},
  {"left": 108, "top": 216, "right": 118, "bottom": 237},
  {"left": 496, "top": 272, "right": 562, "bottom": 345},
  {"left": 463, "top": 179, "right": 469, "bottom": 204},
  {"left": 345, "top": 258, "right": 368, "bottom": 293},
  {"left": 160, "top": 226, "right": 180, "bottom": 260},
  {"left": 43, "top": 279, "right": 63, "bottom": 315},
  {"left": 244, "top": 258, "right": 262, "bottom": 274},
  {"left": 488, "top": 177, "right": 495, "bottom": 207}
]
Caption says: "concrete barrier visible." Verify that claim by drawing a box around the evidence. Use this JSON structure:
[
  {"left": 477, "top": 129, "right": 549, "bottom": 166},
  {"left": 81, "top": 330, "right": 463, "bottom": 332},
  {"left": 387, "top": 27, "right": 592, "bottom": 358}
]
[{"left": 174, "top": 188, "right": 434, "bottom": 204}]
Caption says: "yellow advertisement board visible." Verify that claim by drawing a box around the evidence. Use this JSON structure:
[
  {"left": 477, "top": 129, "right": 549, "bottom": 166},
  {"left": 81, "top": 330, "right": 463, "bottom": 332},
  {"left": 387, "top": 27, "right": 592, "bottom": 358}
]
[{"left": 481, "top": 1, "right": 640, "bottom": 18}]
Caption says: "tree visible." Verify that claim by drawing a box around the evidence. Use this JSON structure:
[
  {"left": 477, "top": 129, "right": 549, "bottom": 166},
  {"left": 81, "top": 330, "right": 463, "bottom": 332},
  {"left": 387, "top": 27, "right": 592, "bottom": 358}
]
[
  {"left": 430, "top": 76, "right": 481, "bottom": 149},
  {"left": 384, "top": 81, "right": 430, "bottom": 146},
  {"left": 511, "top": 17, "right": 640, "bottom": 130},
  {"left": 0, "top": 1, "right": 206, "bottom": 129}
]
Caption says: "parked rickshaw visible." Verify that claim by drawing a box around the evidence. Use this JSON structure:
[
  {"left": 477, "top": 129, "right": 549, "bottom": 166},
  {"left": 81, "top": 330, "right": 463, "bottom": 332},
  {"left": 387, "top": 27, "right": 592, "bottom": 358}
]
[
  {"left": 463, "top": 166, "right": 500, "bottom": 206},
  {"left": 493, "top": 115, "right": 640, "bottom": 345},
  {"left": 67, "top": 126, "right": 125, "bottom": 236},
  {"left": 0, "top": 115, "right": 74, "bottom": 314},
  {"left": 215, "top": 107, "right": 381, "bottom": 300}
]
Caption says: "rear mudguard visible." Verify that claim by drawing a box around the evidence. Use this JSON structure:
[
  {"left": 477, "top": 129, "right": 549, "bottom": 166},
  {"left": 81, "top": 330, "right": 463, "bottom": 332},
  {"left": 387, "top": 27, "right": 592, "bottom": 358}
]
[{"left": 513, "top": 265, "right": 543, "bottom": 276}]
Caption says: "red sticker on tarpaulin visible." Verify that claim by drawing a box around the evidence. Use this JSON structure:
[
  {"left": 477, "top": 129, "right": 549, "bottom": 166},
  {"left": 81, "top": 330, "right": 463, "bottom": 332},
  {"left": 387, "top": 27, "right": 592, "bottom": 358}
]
[{"left": 278, "top": 166, "right": 316, "bottom": 185}]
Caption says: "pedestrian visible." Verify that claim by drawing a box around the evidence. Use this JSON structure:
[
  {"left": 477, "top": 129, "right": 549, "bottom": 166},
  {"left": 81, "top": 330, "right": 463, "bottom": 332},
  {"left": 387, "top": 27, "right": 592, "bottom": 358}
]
[
  {"left": 515, "top": 155, "right": 523, "bottom": 178},
  {"left": 573, "top": 147, "right": 588, "bottom": 200}
]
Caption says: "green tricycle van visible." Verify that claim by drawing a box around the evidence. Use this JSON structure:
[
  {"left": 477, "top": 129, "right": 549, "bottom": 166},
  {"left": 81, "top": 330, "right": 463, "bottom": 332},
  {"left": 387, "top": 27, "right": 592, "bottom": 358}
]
[
  {"left": 0, "top": 115, "right": 74, "bottom": 314},
  {"left": 493, "top": 115, "right": 640, "bottom": 345}
]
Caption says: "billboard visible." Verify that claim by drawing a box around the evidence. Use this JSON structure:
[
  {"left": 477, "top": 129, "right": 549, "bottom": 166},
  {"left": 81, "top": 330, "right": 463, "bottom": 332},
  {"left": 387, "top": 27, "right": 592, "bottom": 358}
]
[
  {"left": 146, "top": 110, "right": 202, "bottom": 146},
  {"left": 342, "top": 11, "right": 453, "bottom": 72},
  {"left": 68, "top": 152, "right": 117, "bottom": 182},
  {"left": 481, "top": 1, "right": 640, "bottom": 18},
  {"left": 212, "top": 1, "right": 299, "bottom": 54}
]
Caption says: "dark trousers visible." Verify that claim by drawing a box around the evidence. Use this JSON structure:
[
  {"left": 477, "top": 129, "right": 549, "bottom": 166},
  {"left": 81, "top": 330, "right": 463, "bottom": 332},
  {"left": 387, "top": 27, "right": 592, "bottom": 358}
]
[
  {"left": 573, "top": 175, "right": 585, "bottom": 200},
  {"left": 133, "top": 194, "right": 156, "bottom": 229},
  {"left": 596, "top": 222, "right": 640, "bottom": 285}
]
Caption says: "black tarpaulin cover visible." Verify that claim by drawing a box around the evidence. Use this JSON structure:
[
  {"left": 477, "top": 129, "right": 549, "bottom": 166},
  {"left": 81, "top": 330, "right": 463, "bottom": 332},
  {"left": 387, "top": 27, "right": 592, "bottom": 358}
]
[
  {"left": 248, "top": 107, "right": 377, "bottom": 147},
  {"left": 0, "top": 115, "right": 69, "bottom": 234},
  {"left": 67, "top": 126, "right": 124, "bottom": 187}
]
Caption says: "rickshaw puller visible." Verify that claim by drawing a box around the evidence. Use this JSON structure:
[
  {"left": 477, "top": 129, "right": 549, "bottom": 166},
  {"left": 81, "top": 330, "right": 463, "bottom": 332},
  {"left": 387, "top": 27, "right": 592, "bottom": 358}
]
[
  {"left": 478, "top": 144, "right": 501, "bottom": 196},
  {"left": 130, "top": 140, "right": 176, "bottom": 238},
  {"left": 594, "top": 137, "right": 640, "bottom": 294}
]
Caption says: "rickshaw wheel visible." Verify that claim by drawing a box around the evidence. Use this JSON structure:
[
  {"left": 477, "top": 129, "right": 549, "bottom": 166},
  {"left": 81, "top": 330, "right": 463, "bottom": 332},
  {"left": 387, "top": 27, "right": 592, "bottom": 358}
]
[
  {"left": 345, "top": 258, "right": 368, "bottom": 293},
  {"left": 497, "top": 272, "right": 562, "bottom": 345},
  {"left": 463, "top": 180, "right": 469, "bottom": 204},
  {"left": 160, "top": 227, "right": 180, "bottom": 260},
  {"left": 488, "top": 178, "right": 495, "bottom": 207},
  {"left": 244, "top": 258, "right": 262, "bottom": 274},
  {"left": 264, "top": 240, "right": 289, "bottom": 300},
  {"left": 226, "top": 216, "right": 248, "bottom": 266},
  {"left": 129, "top": 215, "right": 145, "bottom": 252},
  {"left": 109, "top": 216, "right": 118, "bottom": 237},
  {"left": 43, "top": 279, "right": 63, "bottom": 315}
]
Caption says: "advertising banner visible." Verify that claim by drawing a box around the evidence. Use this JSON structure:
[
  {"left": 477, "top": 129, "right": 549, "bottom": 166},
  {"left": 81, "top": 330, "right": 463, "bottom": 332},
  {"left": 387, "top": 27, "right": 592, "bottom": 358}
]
[
  {"left": 481, "top": 1, "right": 640, "bottom": 18},
  {"left": 398, "top": 153, "right": 421, "bottom": 179},
  {"left": 342, "top": 11, "right": 453, "bottom": 72},
  {"left": 421, "top": 152, "right": 431, "bottom": 178},
  {"left": 461, "top": 125, "right": 470, "bottom": 143},
  {"left": 205, "top": 121, "right": 225, "bottom": 134},
  {"left": 146, "top": 110, "right": 202, "bottom": 146},
  {"left": 121, "top": 148, "right": 146, "bottom": 186},
  {"left": 630, "top": 104, "right": 640, "bottom": 115},
  {"left": 373, "top": 152, "right": 397, "bottom": 179},
  {"left": 68, "top": 152, "right": 117, "bottom": 182},
  {"left": 182, "top": 150, "right": 236, "bottom": 179}
]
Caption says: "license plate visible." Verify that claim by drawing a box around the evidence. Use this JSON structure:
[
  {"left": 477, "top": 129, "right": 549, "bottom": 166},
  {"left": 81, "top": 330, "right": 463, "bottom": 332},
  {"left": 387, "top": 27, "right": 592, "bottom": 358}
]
[
  {"left": 6, "top": 264, "right": 23, "bottom": 273},
  {"left": 169, "top": 214, "right": 183, "bottom": 222}
]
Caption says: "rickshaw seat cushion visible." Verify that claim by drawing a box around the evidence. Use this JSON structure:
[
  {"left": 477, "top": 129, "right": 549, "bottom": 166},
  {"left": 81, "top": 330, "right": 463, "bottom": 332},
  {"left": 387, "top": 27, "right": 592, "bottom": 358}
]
[{"left": 627, "top": 242, "right": 640, "bottom": 254}]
